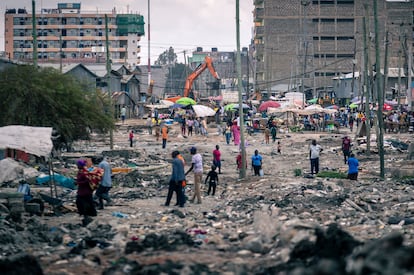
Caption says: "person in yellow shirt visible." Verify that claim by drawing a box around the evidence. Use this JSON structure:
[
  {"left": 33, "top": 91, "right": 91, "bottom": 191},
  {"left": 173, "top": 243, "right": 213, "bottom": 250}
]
[{"left": 161, "top": 123, "right": 168, "bottom": 149}]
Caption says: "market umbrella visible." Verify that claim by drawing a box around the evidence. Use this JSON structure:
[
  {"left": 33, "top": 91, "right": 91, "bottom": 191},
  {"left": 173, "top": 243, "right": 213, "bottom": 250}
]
[
  {"left": 232, "top": 103, "right": 250, "bottom": 109},
  {"left": 307, "top": 98, "right": 318, "bottom": 104},
  {"left": 383, "top": 103, "right": 393, "bottom": 111},
  {"left": 258, "top": 100, "right": 281, "bottom": 112},
  {"left": 322, "top": 108, "right": 338, "bottom": 114},
  {"left": 325, "top": 105, "right": 339, "bottom": 110},
  {"left": 297, "top": 104, "right": 324, "bottom": 115},
  {"left": 170, "top": 103, "right": 185, "bottom": 109},
  {"left": 192, "top": 105, "right": 216, "bottom": 117},
  {"left": 224, "top": 103, "right": 250, "bottom": 111},
  {"left": 176, "top": 97, "right": 196, "bottom": 106},
  {"left": 160, "top": 99, "right": 174, "bottom": 107},
  {"left": 349, "top": 103, "right": 358, "bottom": 109}
]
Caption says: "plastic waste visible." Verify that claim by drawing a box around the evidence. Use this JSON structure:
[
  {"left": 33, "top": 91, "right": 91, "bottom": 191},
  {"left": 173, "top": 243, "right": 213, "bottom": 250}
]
[{"left": 112, "top": 211, "right": 128, "bottom": 218}]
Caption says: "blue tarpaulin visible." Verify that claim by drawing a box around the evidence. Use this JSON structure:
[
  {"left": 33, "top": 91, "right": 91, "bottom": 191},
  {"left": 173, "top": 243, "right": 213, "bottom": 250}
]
[{"left": 36, "top": 174, "right": 75, "bottom": 189}]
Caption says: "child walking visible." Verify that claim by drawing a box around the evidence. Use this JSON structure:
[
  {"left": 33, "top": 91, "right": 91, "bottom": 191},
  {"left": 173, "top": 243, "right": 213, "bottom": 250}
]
[{"left": 204, "top": 165, "right": 219, "bottom": 196}]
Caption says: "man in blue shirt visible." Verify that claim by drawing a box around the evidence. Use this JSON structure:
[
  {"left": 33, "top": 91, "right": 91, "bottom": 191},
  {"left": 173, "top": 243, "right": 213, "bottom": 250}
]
[
  {"left": 347, "top": 153, "right": 359, "bottom": 180},
  {"left": 165, "top": 151, "right": 185, "bottom": 207},
  {"left": 96, "top": 157, "right": 112, "bottom": 209},
  {"left": 251, "top": 149, "right": 263, "bottom": 176}
]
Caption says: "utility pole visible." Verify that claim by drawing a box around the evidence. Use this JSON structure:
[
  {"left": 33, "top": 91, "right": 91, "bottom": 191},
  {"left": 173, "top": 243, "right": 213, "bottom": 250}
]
[
  {"left": 300, "top": 0, "right": 310, "bottom": 107},
  {"left": 363, "top": 5, "right": 371, "bottom": 155},
  {"left": 408, "top": 43, "right": 413, "bottom": 111},
  {"left": 105, "top": 15, "right": 113, "bottom": 150},
  {"left": 373, "top": 0, "right": 385, "bottom": 178},
  {"left": 398, "top": 49, "right": 402, "bottom": 106},
  {"left": 246, "top": 51, "right": 250, "bottom": 100},
  {"left": 32, "top": 0, "right": 37, "bottom": 67},
  {"left": 236, "top": 0, "right": 246, "bottom": 179},
  {"left": 147, "top": 0, "right": 152, "bottom": 103},
  {"left": 351, "top": 37, "right": 357, "bottom": 99},
  {"left": 383, "top": 31, "right": 389, "bottom": 102}
]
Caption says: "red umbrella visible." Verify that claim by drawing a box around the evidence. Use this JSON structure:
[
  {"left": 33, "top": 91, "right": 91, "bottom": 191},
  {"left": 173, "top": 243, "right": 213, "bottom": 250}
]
[
  {"left": 383, "top": 103, "right": 393, "bottom": 111},
  {"left": 326, "top": 105, "right": 339, "bottom": 110},
  {"left": 258, "top": 101, "right": 281, "bottom": 112}
]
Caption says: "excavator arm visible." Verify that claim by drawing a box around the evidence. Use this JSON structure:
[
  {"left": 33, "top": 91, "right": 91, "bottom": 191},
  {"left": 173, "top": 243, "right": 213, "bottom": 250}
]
[{"left": 184, "top": 56, "right": 220, "bottom": 100}]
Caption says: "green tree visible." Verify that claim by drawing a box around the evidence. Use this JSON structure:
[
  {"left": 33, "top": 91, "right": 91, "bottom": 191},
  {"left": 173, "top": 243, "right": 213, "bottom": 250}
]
[
  {"left": 0, "top": 65, "right": 114, "bottom": 149},
  {"left": 155, "top": 46, "right": 177, "bottom": 66}
]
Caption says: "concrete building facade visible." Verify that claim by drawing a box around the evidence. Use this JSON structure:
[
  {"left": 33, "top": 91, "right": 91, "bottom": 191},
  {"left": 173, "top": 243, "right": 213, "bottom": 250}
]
[
  {"left": 187, "top": 47, "right": 251, "bottom": 99},
  {"left": 253, "top": 0, "right": 413, "bottom": 101},
  {"left": 4, "top": 3, "right": 145, "bottom": 67}
]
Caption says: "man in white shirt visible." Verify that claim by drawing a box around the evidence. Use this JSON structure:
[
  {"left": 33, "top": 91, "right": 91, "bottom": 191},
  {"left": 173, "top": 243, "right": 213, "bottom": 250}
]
[
  {"left": 309, "top": 139, "right": 323, "bottom": 174},
  {"left": 185, "top": 147, "right": 203, "bottom": 204}
]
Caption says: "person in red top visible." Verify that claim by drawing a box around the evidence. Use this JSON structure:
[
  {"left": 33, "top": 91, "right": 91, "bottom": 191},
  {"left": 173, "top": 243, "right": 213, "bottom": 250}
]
[
  {"left": 75, "top": 159, "right": 97, "bottom": 226},
  {"left": 342, "top": 136, "right": 351, "bottom": 164},
  {"left": 129, "top": 130, "right": 134, "bottom": 147},
  {"left": 236, "top": 151, "right": 247, "bottom": 171},
  {"left": 213, "top": 145, "right": 222, "bottom": 174}
]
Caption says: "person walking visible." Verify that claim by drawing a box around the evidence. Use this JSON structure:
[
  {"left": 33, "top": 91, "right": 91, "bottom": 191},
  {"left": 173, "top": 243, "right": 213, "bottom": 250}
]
[
  {"left": 251, "top": 149, "right": 263, "bottom": 176},
  {"left": 264, "top": 127, "right": 270, "bottom": 144},
  {"left": 270, "top": 124, "right": 277, "bottom": 143},
  {"left": 181, "top": 116, "right": 187, "bottom": 136},
  {"left": 95, "top": 156, "right": 112, "bottom": 210},
  {"left": 204, "top": 165, "right": 219, "bottom": 196},
  {"left": 309, "top": 139, "right": 323, "bottom": 175},
  {"left": 165, "top": 151, "right": 185, "bottom": 207},
  {"left": 146, "top": 116, "right": 153, "bottom": 135},
  {"left": 129, "top": 130, "right": 134, "bottom": 147},
  {"left": 121, "top": 106, "right": 126, "bottom": 124},
  {"left": 231, "top": 121, "right": 240, "bottom": 146},
  {"left": 225, "top": 124, "right": 232, "bottom": 145},
  {"left": 185, "top": 147, "right": 203, "bottom": 204},
  {"left": 154, "top": 121, "right": 160, "bottom": 141},
  {"left": 187, "top": 117, "right": 194, "bottom": 136},
  {"left": 75, "top": 159, "right": 97, "bottom": 226},
  {"left": 213, "top": 145, "right": 222, "bottom": 174},
  {"left": 347, "top": 153, "right": 359, "bottom": 180},
  {"left": 194, "top": 118, "right": 200, "bottom": 135},
  {"left": 342, "top": 135, "right": 351, "bottom": 164},
  {"left": 161, "top": 123, "right": 168, "bottom": 149}
]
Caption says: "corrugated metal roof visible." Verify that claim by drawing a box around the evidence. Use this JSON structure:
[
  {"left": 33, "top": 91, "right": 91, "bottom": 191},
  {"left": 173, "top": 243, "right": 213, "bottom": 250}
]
[{"left": 38, "top": 63, "right": 98, "bottom": 77}]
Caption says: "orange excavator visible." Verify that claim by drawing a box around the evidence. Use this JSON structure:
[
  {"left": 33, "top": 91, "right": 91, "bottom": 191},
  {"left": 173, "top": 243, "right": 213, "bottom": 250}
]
[{"left": 184, "top": 55, "right": 220, "bottom": 100}]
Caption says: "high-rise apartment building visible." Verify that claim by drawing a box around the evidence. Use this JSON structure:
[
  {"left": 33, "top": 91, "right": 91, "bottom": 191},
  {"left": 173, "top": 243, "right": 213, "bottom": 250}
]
[
  {"left": 4, "top": 3, "right": 145, "bottom": 67},
  {"left": 253, "top": 0, "right": 413, "bottom": 99}
]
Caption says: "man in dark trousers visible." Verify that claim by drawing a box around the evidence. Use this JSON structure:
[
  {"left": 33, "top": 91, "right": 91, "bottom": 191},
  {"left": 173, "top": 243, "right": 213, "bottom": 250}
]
[
  {"left": 95, "top": 156, "right": 112, "bottom": 210},
  {"left": 309, "top": 139, "right": 323, "bottom": 175},
  {"left": 165, "top": 151, "right": 185, "bottom": 207},
  {"left": 204, "top": 165, "right": 219, "bottom": 196},
  {"left": 342, "top": 135, "right": 351, "bottom": 164},
  {"left": 251, "top": 149, "right": 263, "bottom": 176}
]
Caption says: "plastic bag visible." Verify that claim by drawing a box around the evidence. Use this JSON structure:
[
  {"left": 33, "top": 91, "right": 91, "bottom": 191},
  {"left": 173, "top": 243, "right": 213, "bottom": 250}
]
[{"left": 259, "top": 169, "right": 264, "bottom": 176}]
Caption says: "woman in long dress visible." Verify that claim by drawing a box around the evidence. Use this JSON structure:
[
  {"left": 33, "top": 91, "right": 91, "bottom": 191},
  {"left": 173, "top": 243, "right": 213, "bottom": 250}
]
[{"left": 231, "top": 121, "right": 240, "bottom": 146}]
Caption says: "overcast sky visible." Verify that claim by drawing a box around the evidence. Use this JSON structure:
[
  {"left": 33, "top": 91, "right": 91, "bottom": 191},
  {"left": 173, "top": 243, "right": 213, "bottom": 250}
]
[{"left": 1, "top": 0, "right": 253, "bottom": 64}]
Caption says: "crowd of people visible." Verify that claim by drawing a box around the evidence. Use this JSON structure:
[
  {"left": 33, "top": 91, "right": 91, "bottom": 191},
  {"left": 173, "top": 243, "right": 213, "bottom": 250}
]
[
  {"left": 301, "top": 108, "right": 414, "bottom": 134},
  {"left": 71, "top": 103, "right": 375, "bottom": 225}
]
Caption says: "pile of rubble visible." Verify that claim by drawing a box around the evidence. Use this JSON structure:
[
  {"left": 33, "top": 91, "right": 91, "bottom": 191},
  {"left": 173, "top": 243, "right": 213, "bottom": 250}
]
[{"left": 1, "top": 124, "right": 414, "bottom": 274}]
